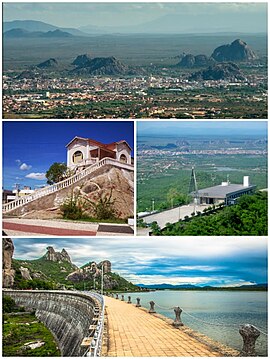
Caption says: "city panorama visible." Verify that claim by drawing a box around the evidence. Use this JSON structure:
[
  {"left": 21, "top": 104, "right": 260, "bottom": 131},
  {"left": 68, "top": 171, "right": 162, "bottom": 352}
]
[{"left": 3, "top": 2, "right": 267, "bottom": 119}]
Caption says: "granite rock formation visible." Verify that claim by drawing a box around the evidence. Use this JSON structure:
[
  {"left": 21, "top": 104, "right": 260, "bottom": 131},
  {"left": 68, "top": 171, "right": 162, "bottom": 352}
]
[
  {"left": 2, "top": 237, "right": 16, "bottom": 287},
  {"left": 177, "top": 54, "right": 215, "bottom": 68},
  {"left": 45, "top": 246, "right": 72, "bottom": 263},
  {"left": 37, "top": 58, "right": 58, "bottom": 69},
  {"left": 189, "top": 62, "right": 245, "bottom": 81},
  {"left": 211, "top": 39, "right": 258, "bottom": 62}
]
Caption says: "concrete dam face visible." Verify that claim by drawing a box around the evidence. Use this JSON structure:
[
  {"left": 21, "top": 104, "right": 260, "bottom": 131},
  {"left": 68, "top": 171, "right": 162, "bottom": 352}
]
[{"left": 4, "top": 290, "right": 103, "bottom": 357}]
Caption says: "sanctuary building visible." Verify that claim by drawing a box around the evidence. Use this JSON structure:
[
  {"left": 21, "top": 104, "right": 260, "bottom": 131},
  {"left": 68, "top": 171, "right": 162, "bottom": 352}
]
[
  {"left": 66, "top": 136, "right": 132, "bottom": 170},
  {"left": 193, "top": 176, "right": 256, "bottom": 206}
]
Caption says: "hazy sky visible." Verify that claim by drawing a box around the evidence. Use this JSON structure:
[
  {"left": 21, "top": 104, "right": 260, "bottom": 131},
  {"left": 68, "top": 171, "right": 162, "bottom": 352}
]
[
  {"left": 3, "top": 2, "right": 267, "bottom": 32},
  {"left": 3, "top": 121, "right": 134, "bottom": 190},
  {"left": 138, "top": 121, "right": 268, "bottom": 136},
  {"left": 13, "top": 237, "right": 267, "bottom": 287}
]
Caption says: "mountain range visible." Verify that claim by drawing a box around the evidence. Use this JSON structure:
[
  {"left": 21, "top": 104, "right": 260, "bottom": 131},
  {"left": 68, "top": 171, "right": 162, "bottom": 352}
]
[
  {"left": 138, "top": 283, "right": 267, "bottom": 290},
  {"left": 4, "top": 16, "right": 267, "bottom": 36}
]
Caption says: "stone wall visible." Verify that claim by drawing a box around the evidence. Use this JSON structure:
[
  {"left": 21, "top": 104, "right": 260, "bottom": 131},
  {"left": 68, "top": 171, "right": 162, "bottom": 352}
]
[{"left": 4, "top": 290, "right": 101, "bottom": 357}]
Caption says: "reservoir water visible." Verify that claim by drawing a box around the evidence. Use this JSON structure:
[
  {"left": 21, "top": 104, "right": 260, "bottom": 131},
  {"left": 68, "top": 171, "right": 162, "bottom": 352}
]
[{"left": 119, "top": 290, "right": 267, "bottom": 356}]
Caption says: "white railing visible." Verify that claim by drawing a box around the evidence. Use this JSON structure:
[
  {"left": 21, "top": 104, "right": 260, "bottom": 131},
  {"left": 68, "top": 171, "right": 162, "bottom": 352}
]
[{"left": 3, "top": 158, "right": 134, "bottom": 213}]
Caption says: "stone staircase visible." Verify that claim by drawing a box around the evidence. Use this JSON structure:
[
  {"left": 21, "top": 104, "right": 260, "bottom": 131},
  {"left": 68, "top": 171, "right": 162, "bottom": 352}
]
[{"left": 3, "top": 157, "right": 133, "bottom": 214}]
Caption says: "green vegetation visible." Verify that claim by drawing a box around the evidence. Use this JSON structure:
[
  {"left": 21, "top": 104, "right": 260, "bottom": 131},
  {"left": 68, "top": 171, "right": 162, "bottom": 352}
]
[
  {"left": 72, "top": 272, "right": 138, "bottom": 292},
  {"left": 12, "top": 257, "right": 75, "bottom": 289},
  {"left": 3, "top": 306, "right": 60, "bottom": 356},
  {"left": 60, "top": 188, "right": 119, "bottom": 221},
  {"left": 45, "top": 162, "right": 68, "bottom": 185},
  {"left": 152, "top": 191, "right": 267, "bottom": 235},
  {"left": 137, "top": 134, "right": 267, "bottom": 213},
  {"left": 3, "top": 296, "right": 24, "bottom": 313}
]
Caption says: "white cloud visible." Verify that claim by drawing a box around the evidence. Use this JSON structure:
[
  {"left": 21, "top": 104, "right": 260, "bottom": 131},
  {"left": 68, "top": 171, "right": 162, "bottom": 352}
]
[
  {"left": 15, "top": 159, "right": 21, "bottom": 164},
  {"left": 25, "top": 172, "right": 46, "bottom": 180},
  {"left": 20, "top": 163, "right": 32, "bottom": 171}
]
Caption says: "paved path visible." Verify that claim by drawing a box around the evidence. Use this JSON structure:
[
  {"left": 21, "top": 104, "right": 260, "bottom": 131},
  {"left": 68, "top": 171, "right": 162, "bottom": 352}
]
[
  {"left": 105, "top": 297, "right": 226, "bottom": 357},
  {"left": 3, "top": 219, "right": 133, "bottom": 236},
  {"left": 142, "top": 204, "right": 208, "bottom": 229}
]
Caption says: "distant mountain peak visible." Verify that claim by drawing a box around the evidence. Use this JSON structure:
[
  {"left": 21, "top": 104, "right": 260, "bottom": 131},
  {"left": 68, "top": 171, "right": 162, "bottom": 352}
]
[{"left": 45, "top": 246, "right": 72, "bottom": 263}]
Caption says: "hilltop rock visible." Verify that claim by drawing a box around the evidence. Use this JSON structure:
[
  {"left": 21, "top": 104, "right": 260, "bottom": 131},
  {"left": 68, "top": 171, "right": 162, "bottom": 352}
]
[
  {"left": 19, "top": 266, "right": 32, "bottom": 280},
  {"left": 211, "top": 39, "right": 258, "bottom": 62},
  {"left": 177, "top": 54, "right": 215, "bottom": 68},
  {"left": 2, "top": 238, "right": 16, "bottom": 288},
  {"left": 71, "top": 56, "right": 130, "bottom": 76},
  {"left": 72, "top": 54, "right": 92, "bottom": 67},
  {"left": 45, "top": 246, "right": 72, "bottom": 263},
  {"left": 37, "top": 58, "right": 58, "bottom": 69},
  {"left": 75, "top": 167, "right": 134, "bottom": 219},
  {"left": 189, "top": 62, "right": 245, "bottom": 81}
]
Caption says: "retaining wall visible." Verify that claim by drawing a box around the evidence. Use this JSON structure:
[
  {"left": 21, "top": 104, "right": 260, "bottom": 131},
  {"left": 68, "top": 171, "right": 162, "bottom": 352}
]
[{"left": 4, "top": 290, "right": 101, "bottom": 357}]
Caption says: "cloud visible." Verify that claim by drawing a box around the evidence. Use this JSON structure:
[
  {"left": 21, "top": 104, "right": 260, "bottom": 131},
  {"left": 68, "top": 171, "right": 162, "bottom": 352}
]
[
  {"left": 25, "top": 172, "right": 46, "bottom": 180},
  {"left": 12, "top": 237, "right": 267, "bottom": 287},
  {"left": 15, "top": 159, "right": 21, "bottom": 164},
  {"left": 20, "top": 163, "right": 32, "bottom": 171}
]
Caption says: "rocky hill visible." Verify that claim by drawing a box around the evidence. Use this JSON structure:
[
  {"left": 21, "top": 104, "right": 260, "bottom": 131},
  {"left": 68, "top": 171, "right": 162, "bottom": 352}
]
[
  {"left": 37, "top": 58, "right": 58, "bottom": 69},
  {"left": 3, "top": 238, "right": 138, "bottom": 292},
  {"left": 18, "top": 166, "right": 134, "bottom": 220},
  {"left": 211, "top": 39, "right": 258, "bottom": 62},
  {"left": 71, "top": 56, "right": 135, "bottom": 76},
  {"left": 189, "top": 62, "right": 245, "bottom": 81},
  {"left": 72, "top": 54, "right": 92, "bottom": 67},
  {"left": 177, "top": 54, "right": 215, "bottom": 68}
]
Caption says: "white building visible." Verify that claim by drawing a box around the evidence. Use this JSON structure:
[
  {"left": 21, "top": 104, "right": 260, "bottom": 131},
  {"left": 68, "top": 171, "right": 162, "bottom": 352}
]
[
  {"left": 66, "top": 136, "right": 132, "bottom": 170},
  {"left": 193, "top": 176, "right": 256, "bottom": 205}
]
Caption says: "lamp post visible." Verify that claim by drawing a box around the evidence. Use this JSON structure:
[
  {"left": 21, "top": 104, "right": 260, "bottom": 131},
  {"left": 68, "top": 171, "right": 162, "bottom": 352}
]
[{"left": 101, "top": 263, "right": 104, "bottom": 295}]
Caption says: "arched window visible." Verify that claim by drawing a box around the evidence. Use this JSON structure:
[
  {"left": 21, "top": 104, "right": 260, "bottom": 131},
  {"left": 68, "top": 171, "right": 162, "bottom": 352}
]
[
  {"left": 120, "top": 154, "right": 127, "bottom": 163},
  {"left": 72, "top": 151, "right": 83, "bottom": 164}
]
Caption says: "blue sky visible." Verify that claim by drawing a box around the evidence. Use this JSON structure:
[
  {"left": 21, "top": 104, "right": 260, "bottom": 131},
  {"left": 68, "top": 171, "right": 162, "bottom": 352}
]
[
  {"left": 12, "top": 237, "right": 267, "bottom": 287},
  {"left": 3, "top": 2, "right": 267, "bottom": 33},
  {"left": 138, "top": 121, "right": 268, "bottom": 137},
  {"left": 3, "top": 121, "right": 134, "bottom": 190}
]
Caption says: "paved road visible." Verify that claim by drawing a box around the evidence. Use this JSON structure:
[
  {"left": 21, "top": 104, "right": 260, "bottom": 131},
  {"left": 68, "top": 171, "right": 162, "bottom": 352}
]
[
  {"left": 142, "top": 204, "right": 208, "bottom": 229},
  {"left": 3, "top": 218, "right": 133, "bottom": 236},
  {"left": 105, "top": 297, "right": 237, "bottom": 357}
]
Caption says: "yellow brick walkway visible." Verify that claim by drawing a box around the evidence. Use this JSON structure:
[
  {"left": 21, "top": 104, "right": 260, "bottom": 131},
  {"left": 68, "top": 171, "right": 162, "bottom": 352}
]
[{"left": 105, "top": 297, "right": 223, "bottom": 357}]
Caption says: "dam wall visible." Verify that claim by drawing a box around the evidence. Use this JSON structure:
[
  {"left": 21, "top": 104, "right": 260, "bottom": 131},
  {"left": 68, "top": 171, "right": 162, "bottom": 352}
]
[{"left": 4, "top": 289, "right": 104, "bottom": 357}]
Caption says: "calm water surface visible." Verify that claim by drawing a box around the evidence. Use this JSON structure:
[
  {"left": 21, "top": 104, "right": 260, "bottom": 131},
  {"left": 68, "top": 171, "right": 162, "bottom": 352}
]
[{"left": 119, "top": 290, "right": 267, "bottom": 356}]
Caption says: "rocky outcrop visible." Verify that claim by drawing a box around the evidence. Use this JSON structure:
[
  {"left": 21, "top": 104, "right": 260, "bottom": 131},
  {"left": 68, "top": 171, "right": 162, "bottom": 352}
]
[
  {"left": 72, "top": 54, "right": 92, "bottom": 67},
  {"left": 37, "top": 58, "right": 58, "bottom": 69},
  {"left": 67, "top": 260, "right": 112, "bottom": 287},
  {"left": 102, "top": 260, "right": 111, "bottom": 273},
  {"left": 5, "top": 164, "right": 134, "bottom": 219},
  {"left": 177, "top": 54, "right": 215, "bottom": 68},
  {"left": 19, "top": 266, "right": 32, "bottom": 280},
  {"left": 2, "top": 238, "right": 15, "bottom": 287},
  {"left": 211, "top": 39, "right": 258, "bottom": 62},
  {"left": 189, "top": 62, "right": 245, "bottom": 81},
  {"left": 44, "top": 246, "right": 72, "bottom": 263},
  {"left": 71, "top": 56, "right": 131, "bottom": 76}
]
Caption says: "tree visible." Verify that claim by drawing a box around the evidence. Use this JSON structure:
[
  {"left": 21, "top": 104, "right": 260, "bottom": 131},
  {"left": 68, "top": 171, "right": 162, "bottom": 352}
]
[{"left": 46, "top": 162, "right": 68, "bottom": 185}]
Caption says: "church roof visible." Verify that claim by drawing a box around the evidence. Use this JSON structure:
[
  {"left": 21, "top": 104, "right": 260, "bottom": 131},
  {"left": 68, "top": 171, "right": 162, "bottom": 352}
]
[{"left": 66, "top": 136, "right": 132, "bottom": 151}]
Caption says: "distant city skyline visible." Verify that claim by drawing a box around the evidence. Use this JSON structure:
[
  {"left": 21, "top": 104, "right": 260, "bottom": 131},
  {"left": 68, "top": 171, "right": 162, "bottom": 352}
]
[
  {"left": 3, "top": 121, "right": 134, "bottom": 190},
  {"left": 138, "top": 121, "right": 268, "bottom": 136},
  {"left": 3, "top": 2, "right": 267, "bottom": 33},
  {"left": 13, "top": 237, "right": 267, "bottom": 287}
]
